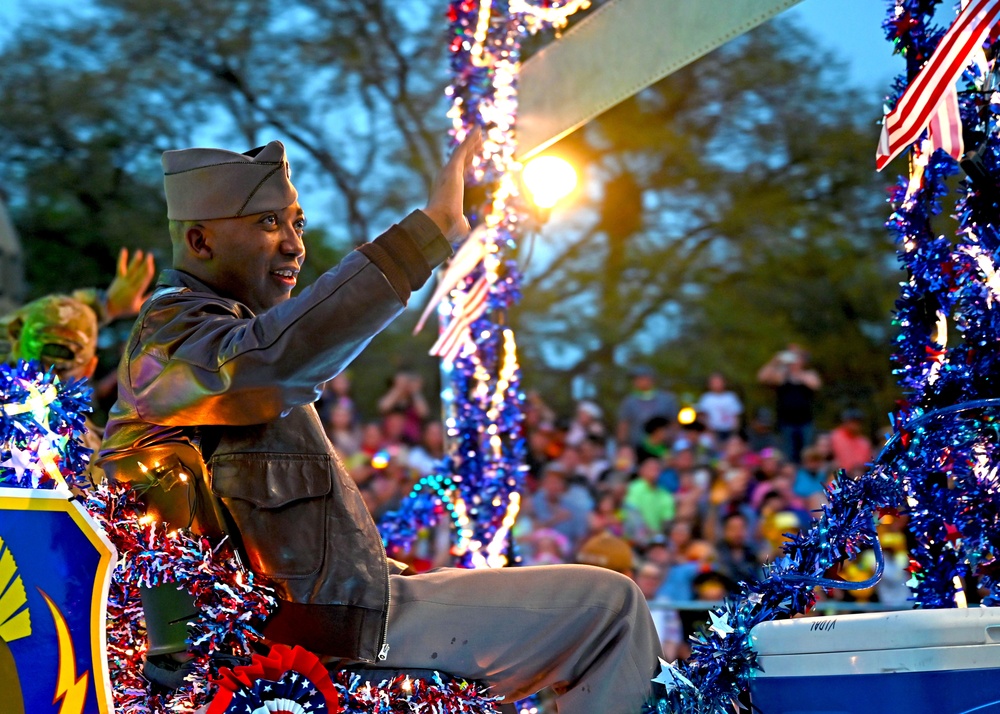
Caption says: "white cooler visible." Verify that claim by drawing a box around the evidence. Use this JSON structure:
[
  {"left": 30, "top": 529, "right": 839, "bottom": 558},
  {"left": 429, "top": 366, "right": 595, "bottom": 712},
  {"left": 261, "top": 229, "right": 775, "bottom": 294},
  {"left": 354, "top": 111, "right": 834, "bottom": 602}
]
[{"left": 749, "top": 608, "right": 1000, "bottom": 714}]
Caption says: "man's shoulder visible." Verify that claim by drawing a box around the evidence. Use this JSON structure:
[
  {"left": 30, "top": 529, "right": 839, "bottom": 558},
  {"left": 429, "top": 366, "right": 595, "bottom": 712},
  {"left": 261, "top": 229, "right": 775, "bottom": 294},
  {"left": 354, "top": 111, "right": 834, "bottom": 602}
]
[
  {"left": 151, "top": 270, "right": 236, "bottom": 304},
  {"left": 126, "top": 279, "right": 242, "bottom": 357},
  {"left": 140, "top": 276, "right": 240, "bottom": 320}
]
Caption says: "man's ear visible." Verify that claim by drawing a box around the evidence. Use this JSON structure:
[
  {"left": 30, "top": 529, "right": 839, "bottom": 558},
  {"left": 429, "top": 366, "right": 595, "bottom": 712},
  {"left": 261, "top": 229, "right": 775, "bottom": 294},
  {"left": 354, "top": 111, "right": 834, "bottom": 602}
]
[{"left": 185, "top": 225, "right": 212, "bottom": 259}]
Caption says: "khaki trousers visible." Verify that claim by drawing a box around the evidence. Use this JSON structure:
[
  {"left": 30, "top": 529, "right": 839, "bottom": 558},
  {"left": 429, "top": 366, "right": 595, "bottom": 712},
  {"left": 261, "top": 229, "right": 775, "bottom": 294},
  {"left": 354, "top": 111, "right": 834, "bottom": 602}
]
[{"left": 381, "top": 564, "right": 660, "bottom": 714}]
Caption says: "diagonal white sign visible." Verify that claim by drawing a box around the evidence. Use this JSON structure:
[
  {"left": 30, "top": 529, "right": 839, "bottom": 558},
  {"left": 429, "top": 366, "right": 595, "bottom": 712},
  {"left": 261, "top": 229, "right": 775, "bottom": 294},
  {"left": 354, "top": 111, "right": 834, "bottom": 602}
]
[{"left": 516, "top": 0, "right": 806, "bottom": 159}]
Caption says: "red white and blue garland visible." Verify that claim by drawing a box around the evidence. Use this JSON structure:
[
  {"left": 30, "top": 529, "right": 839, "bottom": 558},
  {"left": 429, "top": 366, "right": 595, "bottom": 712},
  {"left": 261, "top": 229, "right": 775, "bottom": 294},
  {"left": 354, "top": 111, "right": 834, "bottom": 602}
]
[
  {"left": 0, "top": 361, "right": 507, "bottom": 713},
  {"left": 0, "top": 360, "right": 92, "bottom": 490},
  {"left": 208, "top": 643, "right": 505, "bottom": 714},
  {"left": 85, "top": 481, "right": 275, "bottom": 713},
  {"left": 10, "top": 1, "right": 1000, "bottom": 713},
  {"left": 643, "top": 2, "right": 1000, "bottom": 712}
]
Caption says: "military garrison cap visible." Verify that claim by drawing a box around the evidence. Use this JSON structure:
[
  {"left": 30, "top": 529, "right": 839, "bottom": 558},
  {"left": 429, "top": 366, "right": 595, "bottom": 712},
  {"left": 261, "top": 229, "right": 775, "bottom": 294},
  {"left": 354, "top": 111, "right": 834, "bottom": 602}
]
[{"left": 162, "top": 140, "right": 298, "bottom": 220}]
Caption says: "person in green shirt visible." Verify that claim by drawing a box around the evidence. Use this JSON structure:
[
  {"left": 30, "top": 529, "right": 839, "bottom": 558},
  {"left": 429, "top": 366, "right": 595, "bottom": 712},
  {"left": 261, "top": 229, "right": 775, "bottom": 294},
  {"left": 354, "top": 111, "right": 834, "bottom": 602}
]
[{"left": 624, "top": 456, "right": 676, "bottom": 541}]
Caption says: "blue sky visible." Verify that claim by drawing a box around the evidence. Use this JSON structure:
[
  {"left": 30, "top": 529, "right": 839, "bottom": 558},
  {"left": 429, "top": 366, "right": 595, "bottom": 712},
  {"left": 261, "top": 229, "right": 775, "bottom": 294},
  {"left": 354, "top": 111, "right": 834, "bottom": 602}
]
[
  {"left": 0, "top": 0, "right": 909, "bottom": 246},
  {"left": 789, "top": 0, "right": 900, "bottom": 91},
  {"left": 0, "top": 0, "right": 902, "bottom": 93}
]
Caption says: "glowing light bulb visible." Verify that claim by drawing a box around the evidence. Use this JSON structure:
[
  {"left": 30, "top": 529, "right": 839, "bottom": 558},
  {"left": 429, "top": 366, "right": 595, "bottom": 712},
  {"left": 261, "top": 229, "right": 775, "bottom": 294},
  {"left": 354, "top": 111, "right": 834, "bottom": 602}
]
[
  {"left": 678, "top": 406, "right": 698, "bottom": 425},
  {"left": 371, "top": 450, "right": 390, "bottom": 469},
  {"left": 522, "top": 156, "right": 577, "bottom": 209}
]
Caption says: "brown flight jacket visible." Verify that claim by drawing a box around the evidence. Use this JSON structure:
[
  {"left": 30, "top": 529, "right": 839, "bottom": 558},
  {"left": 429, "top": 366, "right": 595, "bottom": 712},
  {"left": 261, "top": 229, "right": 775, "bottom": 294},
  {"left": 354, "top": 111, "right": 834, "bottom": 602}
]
[{"left": 96, "top": 211, "right": 451, "bottom": 662}]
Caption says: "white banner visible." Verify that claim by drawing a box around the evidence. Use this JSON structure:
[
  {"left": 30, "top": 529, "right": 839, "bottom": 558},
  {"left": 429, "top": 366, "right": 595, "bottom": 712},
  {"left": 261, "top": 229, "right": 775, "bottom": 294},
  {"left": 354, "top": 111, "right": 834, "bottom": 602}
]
[{"left": 516, "top": 0, "right": 806, "bottom": 159}]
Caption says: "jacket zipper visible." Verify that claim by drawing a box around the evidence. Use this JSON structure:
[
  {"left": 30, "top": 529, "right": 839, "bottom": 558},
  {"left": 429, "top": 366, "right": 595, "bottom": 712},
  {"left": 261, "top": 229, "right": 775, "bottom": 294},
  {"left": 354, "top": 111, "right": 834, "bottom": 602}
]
[{"left": 377, "top": 537, "right": 391, "bottom": 661}]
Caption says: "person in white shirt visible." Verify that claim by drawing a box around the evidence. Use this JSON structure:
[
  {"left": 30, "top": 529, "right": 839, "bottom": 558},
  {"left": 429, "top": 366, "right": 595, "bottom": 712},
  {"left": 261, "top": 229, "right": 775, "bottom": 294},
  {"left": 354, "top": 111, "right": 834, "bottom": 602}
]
[{"left": 696, "top": 372, "right": 743, "bottom": 442}]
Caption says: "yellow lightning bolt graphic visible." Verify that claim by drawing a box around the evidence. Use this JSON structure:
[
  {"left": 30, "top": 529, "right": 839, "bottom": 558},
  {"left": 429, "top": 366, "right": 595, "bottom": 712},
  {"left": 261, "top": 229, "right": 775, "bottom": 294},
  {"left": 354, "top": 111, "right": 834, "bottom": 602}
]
[
  {"left": 0, "top": 539, "right": 31, "bottom": 642},
  {"left": 39, "top": 588, "right": 89, "bottom": 714}
]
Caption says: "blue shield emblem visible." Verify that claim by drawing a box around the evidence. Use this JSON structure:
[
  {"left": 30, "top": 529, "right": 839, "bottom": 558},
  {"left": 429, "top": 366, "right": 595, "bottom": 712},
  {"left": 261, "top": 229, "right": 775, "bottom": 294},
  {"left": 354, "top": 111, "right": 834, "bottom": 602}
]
[{"left": 0, "top": 487, "right": 116, "bottom": 714}]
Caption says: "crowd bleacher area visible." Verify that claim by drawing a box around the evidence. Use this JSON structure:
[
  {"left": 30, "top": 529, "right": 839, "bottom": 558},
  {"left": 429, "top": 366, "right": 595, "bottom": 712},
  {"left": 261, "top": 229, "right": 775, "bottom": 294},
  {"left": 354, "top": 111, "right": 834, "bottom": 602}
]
[{"left": 314, "top": 368, "right": 920, "bottom": 662}]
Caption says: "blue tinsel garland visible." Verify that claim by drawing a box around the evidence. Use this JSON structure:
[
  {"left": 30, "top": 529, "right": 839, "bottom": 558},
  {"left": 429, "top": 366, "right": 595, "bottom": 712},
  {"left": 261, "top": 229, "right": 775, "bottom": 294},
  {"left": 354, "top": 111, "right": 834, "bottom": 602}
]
[
  {"left": 0, "top": 360, "right": 93, "bottom": 489},
  {"left": 643, "top": 0, "right": 1000, "bottom": 711}
]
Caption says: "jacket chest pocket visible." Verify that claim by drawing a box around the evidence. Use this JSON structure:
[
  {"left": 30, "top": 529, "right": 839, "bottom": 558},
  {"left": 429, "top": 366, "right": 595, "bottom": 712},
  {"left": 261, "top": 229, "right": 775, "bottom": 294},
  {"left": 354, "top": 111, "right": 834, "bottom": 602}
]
[{"left": 210, "top": 453, "right": 332, "bottom": 579}]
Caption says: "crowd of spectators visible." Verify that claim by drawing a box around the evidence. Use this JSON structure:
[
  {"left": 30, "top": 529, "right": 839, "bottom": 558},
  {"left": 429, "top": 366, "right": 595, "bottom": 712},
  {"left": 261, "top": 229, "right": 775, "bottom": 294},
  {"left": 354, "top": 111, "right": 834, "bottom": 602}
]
[
  {"left": 318, "top": 354, "right": 910, "bottom": 661},
  {"left": 1, "top": 258, "right": 906, "bottom": 662}
]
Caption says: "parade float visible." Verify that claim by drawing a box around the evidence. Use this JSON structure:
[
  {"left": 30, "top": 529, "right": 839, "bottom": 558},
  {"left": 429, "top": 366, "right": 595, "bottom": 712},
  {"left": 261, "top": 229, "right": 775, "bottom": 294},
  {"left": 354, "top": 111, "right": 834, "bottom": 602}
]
[{"left": 8, "top": 1, "right": 1000, "bottom": 713}]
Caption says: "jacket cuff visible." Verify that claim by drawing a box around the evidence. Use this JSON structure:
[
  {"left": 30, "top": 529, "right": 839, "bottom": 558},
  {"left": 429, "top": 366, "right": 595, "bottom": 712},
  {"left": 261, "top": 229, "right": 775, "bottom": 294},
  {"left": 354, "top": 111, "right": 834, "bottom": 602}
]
[
  {"left": 356, "top": 211, "right": 453, "bottom": 304},
  {"left": 400, "top": 210, "right": 453, "bottom": 268},
  {"left": 357, "top": 239, "right": 411, "bottom": 304}
]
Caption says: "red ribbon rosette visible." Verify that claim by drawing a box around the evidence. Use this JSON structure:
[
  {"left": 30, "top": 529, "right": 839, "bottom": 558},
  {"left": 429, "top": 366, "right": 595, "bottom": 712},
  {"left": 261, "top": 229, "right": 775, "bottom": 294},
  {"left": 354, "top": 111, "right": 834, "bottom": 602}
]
[{"left": 207, "top": 643, "right": 340, "bottom": 714}]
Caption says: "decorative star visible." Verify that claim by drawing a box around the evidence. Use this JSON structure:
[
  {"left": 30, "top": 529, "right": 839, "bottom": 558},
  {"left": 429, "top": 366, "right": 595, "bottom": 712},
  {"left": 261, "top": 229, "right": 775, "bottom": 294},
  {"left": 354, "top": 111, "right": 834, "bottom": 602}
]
[
  {"left": 652, "top": 657, "right": 694, "bottom": 692},
  {"left": 1, "top": 445, "right": 35, "bottom": 478},
  {"left": 945, "top": 524, "right": 962, "bottom": 545},
  {"left": 906, "top": 573, "right": 921, "bottom": 589},
  {"left": 709, "top": 610, "right": 735, "bottom": 638}
]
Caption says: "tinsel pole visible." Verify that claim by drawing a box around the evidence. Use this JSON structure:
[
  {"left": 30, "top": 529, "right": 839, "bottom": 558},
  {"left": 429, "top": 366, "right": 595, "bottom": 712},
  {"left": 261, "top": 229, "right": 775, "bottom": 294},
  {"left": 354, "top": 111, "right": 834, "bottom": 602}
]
[
  {"left": 380, "top": 1, "right": 592, "bottom": 570},
  {"left": 436, "top": 0, "right": 592, "bottom": 570},
  {"left": 881, "top": 0, "right": 1000, "bottom": 607},
  {"left": 883, "top": 0, "right": 966, "bottom": 606},
  {"left": 641, "top": 0, "right": 1000, "bottom": 711}
]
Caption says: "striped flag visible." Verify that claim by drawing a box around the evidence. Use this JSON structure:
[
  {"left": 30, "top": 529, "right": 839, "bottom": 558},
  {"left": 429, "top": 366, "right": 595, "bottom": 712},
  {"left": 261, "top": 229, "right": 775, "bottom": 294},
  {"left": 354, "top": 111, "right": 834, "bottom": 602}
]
[
  {"left": 876, "top": 0, "right": 1000, "bottom": 171},
  {"left": 413, "top": 224, "right": 489, "bottom": 335},
  {"left": 927, "top": 84, "right": 964, "bottom": 162},
  {"left": 430, "top": 275, "right": 490, "bottom": 364}
]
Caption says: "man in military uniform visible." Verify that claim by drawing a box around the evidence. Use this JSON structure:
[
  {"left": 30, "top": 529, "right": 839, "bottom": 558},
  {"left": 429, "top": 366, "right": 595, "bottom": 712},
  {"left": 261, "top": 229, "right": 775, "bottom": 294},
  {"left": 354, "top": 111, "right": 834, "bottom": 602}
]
[{"left": 96, "top": 135, "right": 659, "bottom": 713}]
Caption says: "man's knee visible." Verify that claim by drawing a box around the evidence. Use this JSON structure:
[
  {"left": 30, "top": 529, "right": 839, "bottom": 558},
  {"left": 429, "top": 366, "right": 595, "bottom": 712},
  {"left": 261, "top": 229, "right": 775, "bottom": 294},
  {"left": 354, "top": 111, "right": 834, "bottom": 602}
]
[{"left": 570, "top": 564, "right": 646, "bottom": 613}]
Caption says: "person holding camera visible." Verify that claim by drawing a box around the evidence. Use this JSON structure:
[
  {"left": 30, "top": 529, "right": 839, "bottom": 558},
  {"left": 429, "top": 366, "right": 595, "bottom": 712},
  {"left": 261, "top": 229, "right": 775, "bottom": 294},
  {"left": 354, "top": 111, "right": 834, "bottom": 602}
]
[
  {"left": 757, "top": 344, "right": 821, "bottom": 464},
  {"left": 377, "top": 369, "right": 431, "bottom": 445}
]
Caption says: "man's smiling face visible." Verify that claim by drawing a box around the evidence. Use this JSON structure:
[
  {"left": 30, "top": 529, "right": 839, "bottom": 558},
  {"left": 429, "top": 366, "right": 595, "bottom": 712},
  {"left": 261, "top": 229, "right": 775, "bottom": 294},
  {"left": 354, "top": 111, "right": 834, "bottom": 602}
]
[{"left": 199, "top": 202, "right": 307, "bottom": 313}]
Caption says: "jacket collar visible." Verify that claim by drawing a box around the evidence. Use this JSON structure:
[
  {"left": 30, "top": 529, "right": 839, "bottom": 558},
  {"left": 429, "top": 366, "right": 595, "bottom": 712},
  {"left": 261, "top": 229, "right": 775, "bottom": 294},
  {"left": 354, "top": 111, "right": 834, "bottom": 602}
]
[
  {"left": 157, "top": 268, "right": 219, "bottom": 294},
  {"left": 154, "top": 269, "right": 256, "bottom": 318}
]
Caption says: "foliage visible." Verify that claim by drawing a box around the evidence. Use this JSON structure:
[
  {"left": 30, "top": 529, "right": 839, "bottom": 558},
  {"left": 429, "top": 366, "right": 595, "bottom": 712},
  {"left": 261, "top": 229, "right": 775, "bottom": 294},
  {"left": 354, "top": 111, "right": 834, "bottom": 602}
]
[
  {"left": 512, "top": 19, "right": 901, "bottom": 429},
  {"left": 1, "top": 5, "right": 901, "bottom": 432},
  {"left": 0, "top": 0, "right": 451, "bottom": 300}
]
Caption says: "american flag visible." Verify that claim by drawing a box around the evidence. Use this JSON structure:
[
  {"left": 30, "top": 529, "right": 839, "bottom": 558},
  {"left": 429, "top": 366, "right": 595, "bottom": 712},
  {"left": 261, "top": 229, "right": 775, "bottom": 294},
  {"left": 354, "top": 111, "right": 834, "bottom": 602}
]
[
  {"left": 876, "top": 0, "right": 1000, "bottom": 170},
  {"left": 927, "top": 84, "right": 964, "bottom": 162},
  {"left": 430, "top": 275, "right": 490, "bottom": 364},
  {"left": 413, "top": 225, "right": 488, "bottom": 335}
]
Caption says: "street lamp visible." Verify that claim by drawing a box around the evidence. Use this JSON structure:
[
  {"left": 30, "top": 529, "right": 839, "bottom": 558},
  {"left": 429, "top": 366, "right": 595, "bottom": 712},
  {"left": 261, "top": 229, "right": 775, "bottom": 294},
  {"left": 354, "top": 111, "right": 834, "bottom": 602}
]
[{"left": 521, "top": 155, "right": 578, "bottom": 210}]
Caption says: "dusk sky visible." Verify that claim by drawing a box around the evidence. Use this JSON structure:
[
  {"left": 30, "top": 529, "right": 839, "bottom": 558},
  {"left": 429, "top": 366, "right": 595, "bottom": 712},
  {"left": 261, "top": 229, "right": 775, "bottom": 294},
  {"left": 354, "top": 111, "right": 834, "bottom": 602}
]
[
  {"left": 0, "top": 0, "right": 903, "bottom": 93},
  {"left": 791, "top": 0, "right": 900, "bottom": 91}
]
